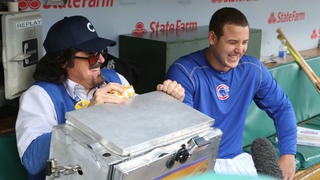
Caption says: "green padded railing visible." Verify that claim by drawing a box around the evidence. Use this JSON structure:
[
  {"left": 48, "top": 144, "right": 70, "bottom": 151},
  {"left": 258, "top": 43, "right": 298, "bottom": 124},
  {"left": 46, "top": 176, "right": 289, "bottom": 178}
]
[
  {"left": 242, "top": 56, "right": 320, "bottom": 171},
  {"left": 0, "top": 133, "right": 28, "bottom": 180},
  {"left": 243, "top": 57, "right": 320, "bottom": 147}
]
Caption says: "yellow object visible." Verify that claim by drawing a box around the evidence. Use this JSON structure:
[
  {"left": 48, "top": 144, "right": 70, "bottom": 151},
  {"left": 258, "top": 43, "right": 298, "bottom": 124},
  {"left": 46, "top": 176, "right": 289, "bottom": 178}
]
[
  {"left": 75, "top": 100, "right": 89, "bottom": 110},
  {"left": 286, "top": 42, "right": 300, "bottom": 62},
  {"left": 111, "top": 85, "right": 136, "bottom": 99}
]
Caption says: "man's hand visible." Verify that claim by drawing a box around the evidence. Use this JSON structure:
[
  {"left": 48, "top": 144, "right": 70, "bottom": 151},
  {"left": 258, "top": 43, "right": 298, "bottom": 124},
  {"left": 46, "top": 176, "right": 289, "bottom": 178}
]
[
  {"left": 279, "top": 154, "right": 296, "bottom": 180},
  {"left": 89, "top": 82, "right": 125, "bottom": 106},
  {"left": 157, "top": 80, "right": 185, "bottom": 101}
]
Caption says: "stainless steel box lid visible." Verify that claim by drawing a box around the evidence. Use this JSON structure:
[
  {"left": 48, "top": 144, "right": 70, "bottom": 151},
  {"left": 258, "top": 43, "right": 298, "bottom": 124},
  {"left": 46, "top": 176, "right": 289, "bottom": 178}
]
[{"left": 65, "top": 91, "right": 215, "bottom": 157}]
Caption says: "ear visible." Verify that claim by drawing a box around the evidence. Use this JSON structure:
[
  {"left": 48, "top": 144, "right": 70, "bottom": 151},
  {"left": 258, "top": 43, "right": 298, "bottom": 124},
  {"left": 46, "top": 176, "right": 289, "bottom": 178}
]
[
  {"left": 208, "top": 30, "right": 216, "bottom": 46},
  {"left": 62, "top": 61, "right": 69, "bottom": 69}
]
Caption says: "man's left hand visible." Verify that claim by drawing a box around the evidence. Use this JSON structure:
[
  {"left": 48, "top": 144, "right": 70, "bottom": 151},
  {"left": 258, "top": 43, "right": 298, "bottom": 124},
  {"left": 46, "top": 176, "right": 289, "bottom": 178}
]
[
  {"left": 157, "top": 80, "right": 185, "bottom": 101},
  {"left": 279, "top": 154, "right": 296, "bottom": 180}
]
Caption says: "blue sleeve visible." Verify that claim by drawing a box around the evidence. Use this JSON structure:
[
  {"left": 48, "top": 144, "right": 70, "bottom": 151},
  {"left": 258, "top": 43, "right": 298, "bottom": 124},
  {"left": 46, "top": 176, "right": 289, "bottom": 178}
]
[
  {"left": 22, "top": 132, "right": 51, "bottom": 175},
  {"left": 165, "top": 62, "right": 194, "bottom": 107},
  {"left": 253, "top": 64, "right": 297, "bottom": 156}
]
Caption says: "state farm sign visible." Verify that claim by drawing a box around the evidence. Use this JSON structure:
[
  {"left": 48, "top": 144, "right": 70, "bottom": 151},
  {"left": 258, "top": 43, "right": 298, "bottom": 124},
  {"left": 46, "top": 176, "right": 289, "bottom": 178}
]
[
  {"left": 132, "top": 20, "right": 197, "bottom": 34},
  {"left": 18, "top": 0, "right": 114, "bottom": 10},
  {"left": 268, "top": 10, "right": 305, "bottom": 24}
]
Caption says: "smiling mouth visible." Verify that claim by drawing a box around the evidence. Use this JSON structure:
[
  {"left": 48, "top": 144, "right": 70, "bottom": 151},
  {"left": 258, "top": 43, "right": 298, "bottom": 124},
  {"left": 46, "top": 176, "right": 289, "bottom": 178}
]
[{"left": 228, "top": 54, "right": 239, "bottom": 61}]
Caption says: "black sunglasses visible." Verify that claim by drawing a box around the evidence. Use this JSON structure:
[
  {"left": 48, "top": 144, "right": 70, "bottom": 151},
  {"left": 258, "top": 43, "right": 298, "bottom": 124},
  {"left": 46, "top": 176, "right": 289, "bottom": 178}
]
[{"left": 74, "top": 49, "right": 108, "bottom": 65}]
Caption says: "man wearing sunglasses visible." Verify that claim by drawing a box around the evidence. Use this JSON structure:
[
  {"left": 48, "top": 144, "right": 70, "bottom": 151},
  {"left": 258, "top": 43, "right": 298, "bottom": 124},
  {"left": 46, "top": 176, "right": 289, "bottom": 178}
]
[{"left": 15, "top": 16, "right": 185, "bottom": 180}]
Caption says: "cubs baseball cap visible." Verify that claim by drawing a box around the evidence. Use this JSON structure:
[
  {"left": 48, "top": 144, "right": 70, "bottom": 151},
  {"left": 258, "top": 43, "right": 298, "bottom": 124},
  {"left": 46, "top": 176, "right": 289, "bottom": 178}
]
[{"left": 43, "top": 16, "right": 115, "bottom": 53}]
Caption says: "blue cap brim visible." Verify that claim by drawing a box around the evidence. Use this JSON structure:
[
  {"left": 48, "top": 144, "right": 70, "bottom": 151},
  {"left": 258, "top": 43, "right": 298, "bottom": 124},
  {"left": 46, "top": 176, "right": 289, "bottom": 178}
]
[{"left": 75, "top": 37, "right": 116, "bottom": 53}]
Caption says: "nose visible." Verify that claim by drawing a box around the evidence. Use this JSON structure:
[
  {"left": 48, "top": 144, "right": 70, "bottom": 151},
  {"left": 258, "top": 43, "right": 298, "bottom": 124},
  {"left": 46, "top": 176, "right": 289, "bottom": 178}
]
[
  {"left": 235, "top": 43, "right": 245, "bottom": 54},
  {"left": 234, "top": 44, "right": 241, "bottom": 54},
  {"left": 97, "top": 53, "right": 105, "bottom": 64}
]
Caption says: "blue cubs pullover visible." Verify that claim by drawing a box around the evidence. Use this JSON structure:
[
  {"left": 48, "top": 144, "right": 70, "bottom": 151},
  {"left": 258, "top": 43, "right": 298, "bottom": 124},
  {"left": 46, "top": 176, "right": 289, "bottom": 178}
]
[{"left": 166, "top": 49, "right": 297, "bottom": 159}]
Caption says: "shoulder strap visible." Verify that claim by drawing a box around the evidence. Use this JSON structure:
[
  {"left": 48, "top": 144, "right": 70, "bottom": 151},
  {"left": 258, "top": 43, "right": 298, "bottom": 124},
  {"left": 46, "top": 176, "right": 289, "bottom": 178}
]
[
  {"left": 101, "top": 69, "right": 122, "bottom": 84},
  {"left": 34, "top": 81, "right": 75, "bottom": 124}
]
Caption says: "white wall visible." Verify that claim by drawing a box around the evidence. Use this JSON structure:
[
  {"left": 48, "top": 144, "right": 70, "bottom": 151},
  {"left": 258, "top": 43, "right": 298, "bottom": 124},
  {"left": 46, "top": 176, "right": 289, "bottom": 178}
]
[{"left": 27, "top": 0, "right": 320, "bottom": 59}]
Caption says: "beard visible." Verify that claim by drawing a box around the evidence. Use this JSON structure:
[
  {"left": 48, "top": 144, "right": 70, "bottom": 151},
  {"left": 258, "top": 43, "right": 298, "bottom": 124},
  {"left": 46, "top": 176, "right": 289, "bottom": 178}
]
[
  {"left": 92, "top": 74, "right": 105, "bottom": 88},
  {"left": 89, "top": 62, "right": 105, "bottom": 88}
]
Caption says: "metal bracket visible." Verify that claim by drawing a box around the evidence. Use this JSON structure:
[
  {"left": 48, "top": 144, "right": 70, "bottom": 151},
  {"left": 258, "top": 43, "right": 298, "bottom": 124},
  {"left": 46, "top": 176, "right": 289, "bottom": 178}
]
[
  {"left": 46, "top": 159, "right": 83, "bottom": 178},
  {"left": 187, "top": 136, "right": 210, "bottom": 155},
  {"left": 165, "top": 136, "right": 211, "bottom": 169}
]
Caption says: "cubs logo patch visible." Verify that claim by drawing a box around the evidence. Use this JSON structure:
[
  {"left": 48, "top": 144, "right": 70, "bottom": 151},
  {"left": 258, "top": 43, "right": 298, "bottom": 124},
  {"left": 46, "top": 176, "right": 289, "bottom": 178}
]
[
  {"left": 216, "top": 84, "right": 230, "bottom": 100},
  {"left": 75, "top": 100, "right": 89, "bottom": 110}
]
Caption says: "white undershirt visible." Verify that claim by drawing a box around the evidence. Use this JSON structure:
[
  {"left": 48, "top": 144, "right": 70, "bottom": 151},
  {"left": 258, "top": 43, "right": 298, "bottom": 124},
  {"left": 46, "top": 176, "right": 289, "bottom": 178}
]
[
  {"left": 214, "top": 152, "right": 258, "bottom": 176},
  {"left": 15, "top": 73, "right": 129, "bottom": 158}
]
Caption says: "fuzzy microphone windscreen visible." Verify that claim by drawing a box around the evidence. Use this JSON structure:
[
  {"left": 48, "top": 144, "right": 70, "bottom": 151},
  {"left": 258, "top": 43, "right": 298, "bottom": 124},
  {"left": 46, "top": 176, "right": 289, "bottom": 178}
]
[{"left": 251, "top": 137, "right": 283, "bottom": 179}]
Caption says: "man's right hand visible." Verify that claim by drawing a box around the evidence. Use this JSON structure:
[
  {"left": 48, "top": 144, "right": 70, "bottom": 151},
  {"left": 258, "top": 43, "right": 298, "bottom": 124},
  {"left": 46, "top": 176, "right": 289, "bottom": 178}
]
[{"left": 89, "top": 82, "right": 125, "bottom": 106}]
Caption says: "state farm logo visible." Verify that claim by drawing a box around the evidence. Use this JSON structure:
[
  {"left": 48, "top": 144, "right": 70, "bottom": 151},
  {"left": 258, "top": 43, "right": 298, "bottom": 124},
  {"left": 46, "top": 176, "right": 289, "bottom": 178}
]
[
  {"left": 19, "top": 0, "right": 41, "bottom": 10},
  {"left": 131, "top": 22, "right": 148, "bottom": 38},
  {"left": 268, "top": 10, "right": 305, "bottom": 24},
  {"left": 310, "top": 29, "right": 320, "bottom": 40},
  {"left": 150, "top": 20, "right": 197, "bottom": 32},
  {"left": 131, "top": 19, "right": 197, "bottom": 34},
  {"left": 18, "top": 0, "right": 114, "bottom": 10},
  {"left": 132, "top": 22, "right": 148, "bottom": 34},
  {"left": 43, "top": 0, "right": 113, "bottom": 9},
  {"left": 268, "top": 12, "right": 276, "bottom": 24}
]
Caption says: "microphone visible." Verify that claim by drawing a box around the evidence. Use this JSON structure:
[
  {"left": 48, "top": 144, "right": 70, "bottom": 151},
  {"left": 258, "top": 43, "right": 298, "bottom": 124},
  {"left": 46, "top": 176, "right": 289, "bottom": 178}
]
[{"left": 251, "top": 137, "right": 283, "bottom": 179}]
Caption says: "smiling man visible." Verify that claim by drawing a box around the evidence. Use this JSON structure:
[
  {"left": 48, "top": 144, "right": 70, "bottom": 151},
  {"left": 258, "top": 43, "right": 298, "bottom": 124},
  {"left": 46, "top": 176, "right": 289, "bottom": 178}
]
[
  {"left": 165, "top": 7, "right": 297, "bottom": 180},
  {"left": 15, "top": 16, "right": 185, "bottom": 180}
]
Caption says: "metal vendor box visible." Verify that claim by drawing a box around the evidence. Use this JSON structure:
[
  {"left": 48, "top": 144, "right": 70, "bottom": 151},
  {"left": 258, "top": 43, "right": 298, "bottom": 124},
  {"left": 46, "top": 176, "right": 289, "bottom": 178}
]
[{"left": 46, "top": 91, "right": 222, "bottom": 180}]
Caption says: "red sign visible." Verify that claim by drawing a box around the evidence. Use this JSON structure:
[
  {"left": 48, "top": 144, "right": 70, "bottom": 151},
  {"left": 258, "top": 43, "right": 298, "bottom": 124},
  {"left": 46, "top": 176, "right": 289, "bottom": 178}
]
[
  {"left": 149, "top": 20, "right": 197, "bottom": 32},
  {"left": 18, "top": 0, "right": 114, "bottom": 10},
  {"left": 43, "top": 0, "right": 113, "bottom": 9},
  {"left": 19, "top": 0, "right": 41, "bottom": 10},
  {"left": 132, "top": 22, "right": 148, "bottom": 34},
  {"left": 310, "top": 29, "right": 320, "bottom": 40},
  {"left": 132, "top": 20, "right": 197, "bottom": 34},
  {"left": 268, "top": 10, "right": 305, "bottom": 24}
]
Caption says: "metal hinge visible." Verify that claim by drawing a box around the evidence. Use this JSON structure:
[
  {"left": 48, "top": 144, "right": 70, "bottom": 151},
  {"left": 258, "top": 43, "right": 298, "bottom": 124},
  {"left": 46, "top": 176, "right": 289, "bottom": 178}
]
[{"left": 46, "top": 159, "right": 83, "bottom": 178}]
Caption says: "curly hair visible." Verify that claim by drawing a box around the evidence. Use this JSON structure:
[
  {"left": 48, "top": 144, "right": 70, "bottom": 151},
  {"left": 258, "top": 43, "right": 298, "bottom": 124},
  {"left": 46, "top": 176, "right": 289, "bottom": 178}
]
[
  {"left": 209, "top": 7, "right": 249, "bottom": 39},
  {"left": 33, "top": 48, "right": 78, "bottom": 84}
]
